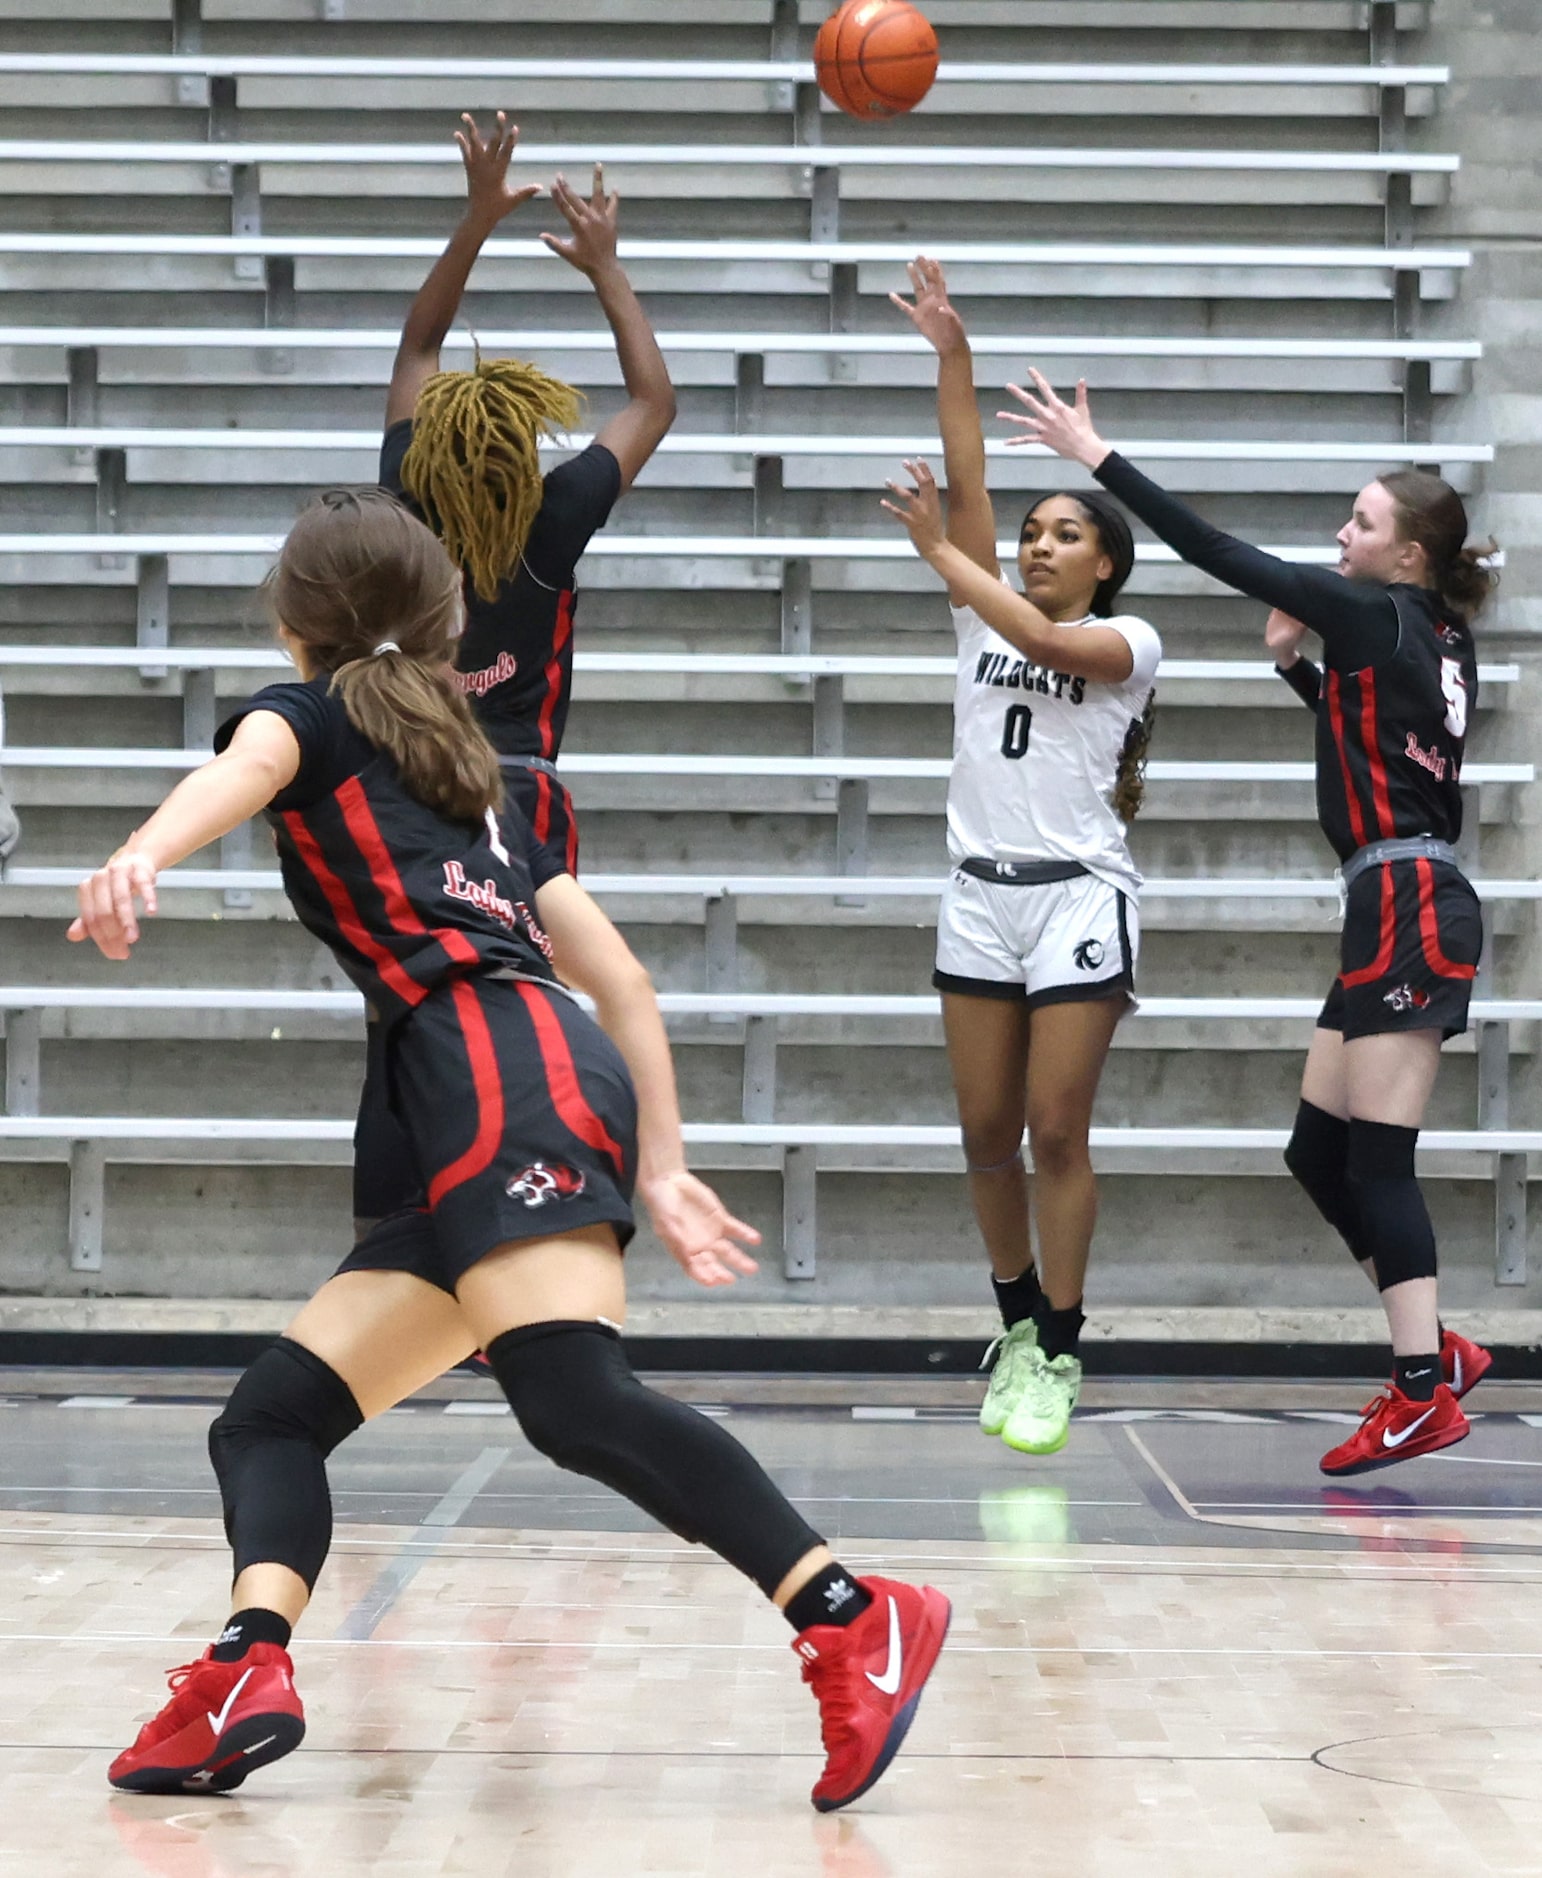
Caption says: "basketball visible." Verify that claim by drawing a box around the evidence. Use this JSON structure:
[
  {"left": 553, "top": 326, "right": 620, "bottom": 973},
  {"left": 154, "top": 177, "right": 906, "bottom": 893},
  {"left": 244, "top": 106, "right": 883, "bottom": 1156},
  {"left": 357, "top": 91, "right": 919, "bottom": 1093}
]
[{"left": 814, "top": 0, "right": 939, "bottom": 120}]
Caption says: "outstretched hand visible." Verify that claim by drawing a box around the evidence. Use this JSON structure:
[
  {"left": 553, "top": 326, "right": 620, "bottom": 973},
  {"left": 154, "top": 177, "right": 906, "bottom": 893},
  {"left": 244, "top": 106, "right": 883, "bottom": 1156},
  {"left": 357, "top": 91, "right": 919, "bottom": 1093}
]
[
  {"left": 999, "top": 368, "right": 1109, "bottom": 470},
  {"left": 455, "top": 111, "right": 541, "bottom": 229},
  {"left": 68, "top": 849, "right": 158, "bottom": 961},
  {"left": 880, "top": 458, "right": 947, "bottom": 558},
  {"left": 640, "top": 1169, "right": 762, "bottom": 1288},
  {"left": 543, "top": 166, "right": 621, "bottom": 278},
  {"left": 889, "top": 254, "right": 968, "bottom": 357}
]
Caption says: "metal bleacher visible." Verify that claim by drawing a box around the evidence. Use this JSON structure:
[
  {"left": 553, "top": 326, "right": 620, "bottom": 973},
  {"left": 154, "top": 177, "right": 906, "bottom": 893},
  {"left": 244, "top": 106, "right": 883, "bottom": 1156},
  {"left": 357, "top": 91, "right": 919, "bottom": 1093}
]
[{"left": 0, "top": 0, "right": 1533, "bottom": 1328}]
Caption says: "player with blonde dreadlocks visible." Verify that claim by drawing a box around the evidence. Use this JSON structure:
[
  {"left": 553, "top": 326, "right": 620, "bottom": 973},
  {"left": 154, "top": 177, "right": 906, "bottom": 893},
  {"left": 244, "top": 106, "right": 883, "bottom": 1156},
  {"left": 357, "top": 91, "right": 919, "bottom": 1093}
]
[{"left": 358, "top": 110, "right": 677, "bottom": 1232}]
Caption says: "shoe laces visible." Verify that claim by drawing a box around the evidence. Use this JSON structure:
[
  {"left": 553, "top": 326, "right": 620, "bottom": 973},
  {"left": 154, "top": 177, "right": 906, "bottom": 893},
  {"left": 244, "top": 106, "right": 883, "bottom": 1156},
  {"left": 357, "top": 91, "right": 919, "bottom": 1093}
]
[
  {"left": 1016, "top": 1345, "right": 1067, "bottom": 1417},
  {"left": 981, "top": 1320, "right": 1034, "bottom": 1388},
  {"left": 800, "top": 1645, "right": 860, "bottom": 1757}
]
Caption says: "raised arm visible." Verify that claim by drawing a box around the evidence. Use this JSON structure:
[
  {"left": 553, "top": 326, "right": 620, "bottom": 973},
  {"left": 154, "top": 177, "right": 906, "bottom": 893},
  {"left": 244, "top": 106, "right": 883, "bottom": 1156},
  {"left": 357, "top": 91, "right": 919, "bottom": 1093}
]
[
  {"left": 891, "top": 256, "right": 998, "bottom": 599},
  {"left": 533, "top": 872, "right": 760, "bottom": 1287},
  {"left": 1000, "top": 369, "right": 1398, "bottom": 669},
  {"left": 384, "top": 113, "right": 541, "bottom": 430},
  {"left": 69, "top": 713, "right": 300, "bottom": 960},
  {"left": 542, "top": 167, "right": 676, "bottom": 491}
]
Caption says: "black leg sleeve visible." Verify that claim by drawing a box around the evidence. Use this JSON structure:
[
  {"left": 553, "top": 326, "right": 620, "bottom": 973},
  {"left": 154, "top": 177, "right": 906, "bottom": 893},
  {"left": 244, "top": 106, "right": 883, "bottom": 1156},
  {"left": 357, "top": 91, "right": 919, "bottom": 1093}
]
[
  {"left": 1347, "top": 1119, "right": 1437, "bottom": 1290},
  {"left": 487, "top": 1321, "right": 824, "bottom": 1599},
  {"left": 1284, "top": 1100, "right": 1374, "bottom": 1266},
  {"left": 207, "top": 1338, "right": 364, "bottom": 1591}
]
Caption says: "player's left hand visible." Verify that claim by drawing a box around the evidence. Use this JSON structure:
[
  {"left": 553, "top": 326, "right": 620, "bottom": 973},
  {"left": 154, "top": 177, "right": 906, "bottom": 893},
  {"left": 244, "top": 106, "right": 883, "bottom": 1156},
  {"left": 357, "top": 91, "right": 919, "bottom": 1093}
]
[
  {"left": 639, "top": 1169, "right": 761, "bottom": 1287},
  {"left": 999, "top": 369, "right": 1109, "bottom": 471},
  {"left": 68, "top": 849, "right": 158, "bottom": 960},
  {"left": 880, "top": 457, "right": 947, "bottom": 556},
  {"left": 543, "top": 166, "right": 621, "bottom": 278},
  {"left": 1265, "top": 607, "right": 1311, "bottom": 664}
]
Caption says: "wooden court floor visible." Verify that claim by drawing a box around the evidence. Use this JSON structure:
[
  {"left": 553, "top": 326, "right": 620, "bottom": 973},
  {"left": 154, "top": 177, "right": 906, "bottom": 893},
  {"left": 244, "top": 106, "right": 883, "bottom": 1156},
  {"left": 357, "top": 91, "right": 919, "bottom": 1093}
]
[{"left": 3, "top": 1371, "right": 1542, "bottom": 1878}]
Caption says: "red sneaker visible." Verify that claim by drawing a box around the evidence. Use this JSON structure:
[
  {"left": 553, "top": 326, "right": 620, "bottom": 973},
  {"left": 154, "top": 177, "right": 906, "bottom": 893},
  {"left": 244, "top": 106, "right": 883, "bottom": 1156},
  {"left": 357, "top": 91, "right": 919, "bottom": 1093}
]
[
  {"left": 1441, "top": 1327, "right": 1492, "bottom": 1401},
  {"left": 108, "top": 1644, "right": 305, "bottom": 1793},
  {"left": 794, "top": 1575, "right": 950, "bottom": 1813},
  {"left": 1319, "top": 1383, "right": 1469, "bottom": 1478}
]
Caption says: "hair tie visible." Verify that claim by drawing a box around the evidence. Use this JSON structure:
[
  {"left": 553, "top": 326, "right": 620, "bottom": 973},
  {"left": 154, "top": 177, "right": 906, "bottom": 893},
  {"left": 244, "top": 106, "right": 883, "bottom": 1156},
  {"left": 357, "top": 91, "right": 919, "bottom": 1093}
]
[{"left": 373, "top": 640, "right": 402, "bottom": 657}]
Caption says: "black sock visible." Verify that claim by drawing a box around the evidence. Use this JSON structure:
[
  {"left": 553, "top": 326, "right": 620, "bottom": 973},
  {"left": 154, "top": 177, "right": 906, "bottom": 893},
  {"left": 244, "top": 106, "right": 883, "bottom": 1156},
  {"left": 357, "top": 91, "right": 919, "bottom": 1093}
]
[
  {"left": 211, "top": 1607, "right": 293, "bottom": 1662},
  {"left": 991, "top": 1265, "right": 1045, "bottom": 1331},
  {"left": 1037, "top": 1301, "right": 1086, "bottom": 1363},
  {"left": 1395, "top": 1353, "right": 1441, "bottom": 1403},
  {"left": 784, "top": 1562, "right": 874, "bottom": 1634}
]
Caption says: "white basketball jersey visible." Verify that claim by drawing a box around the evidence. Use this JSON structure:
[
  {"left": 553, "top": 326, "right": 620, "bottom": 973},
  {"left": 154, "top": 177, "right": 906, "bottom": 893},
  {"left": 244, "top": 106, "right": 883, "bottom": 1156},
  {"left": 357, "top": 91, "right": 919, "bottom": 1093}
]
[{"left": 945, "top": 597, "right": 1162, "bottom": 895}]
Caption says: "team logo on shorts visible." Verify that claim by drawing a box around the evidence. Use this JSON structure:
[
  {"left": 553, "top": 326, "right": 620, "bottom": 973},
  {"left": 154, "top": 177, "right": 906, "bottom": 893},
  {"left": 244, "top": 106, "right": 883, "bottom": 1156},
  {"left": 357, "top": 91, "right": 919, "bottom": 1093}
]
[
  {"left": 1073, "top": 939, "right": 1105, "bottom": 971},
  {"left": 1383, "top": 983, "right": 1432, "bottom": 1014},
  {"left": 506, "top": 1161, "right": 587, "bottom": 1207}
]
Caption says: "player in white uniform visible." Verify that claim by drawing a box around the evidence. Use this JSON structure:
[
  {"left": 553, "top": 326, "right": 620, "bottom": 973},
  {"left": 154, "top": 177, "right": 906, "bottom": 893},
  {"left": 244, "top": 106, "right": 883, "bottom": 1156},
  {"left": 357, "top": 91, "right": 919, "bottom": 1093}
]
[{"left": 886, "top": 259, "right": 1160, "bottom": 1456}]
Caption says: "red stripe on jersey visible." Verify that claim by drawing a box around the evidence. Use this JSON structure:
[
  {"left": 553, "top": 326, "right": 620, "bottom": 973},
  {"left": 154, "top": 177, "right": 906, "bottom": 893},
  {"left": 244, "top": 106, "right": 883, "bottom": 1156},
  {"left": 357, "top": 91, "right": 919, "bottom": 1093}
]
[
  {"left": 1415, "top": 857, "right": 1477, "bottom": 981},
  {"left": 335, "top": 776, "right": 481, "bottom": 971},
  {"left": 1325, "top": 671, "right": 1368, "bottom": 849},
  {"left": 531, "top": 767, "right": 553, "bottom": 846},
  {"left": 1359, "top": 666, "right": 1395, "bottom": 840},
  {"left": 280, "top": 810, "right": 426, "bottom": 1008},
  {"left": 1340, "top": 864, "right": 1397, "bottom": 989},
  {"left": 535, "top": 589, "right": 575, "bottom": 760},
  {"left": 427, "top": 979, "right": 506, "bottom": 1207},
  {"left": 564, "top": 788, "right": 579, "bottom": 877},
  {"left": 515, "top": 981, "right": 626, "bottom": 1178}
]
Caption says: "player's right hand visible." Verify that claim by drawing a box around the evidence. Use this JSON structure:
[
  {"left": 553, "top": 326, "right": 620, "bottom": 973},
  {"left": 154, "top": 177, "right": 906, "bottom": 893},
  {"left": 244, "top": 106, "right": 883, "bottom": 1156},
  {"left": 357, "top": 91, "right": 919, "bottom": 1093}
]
[
  {"left": 68, "top": 850, "right": 158, "bottom": 960},
  {"left": 455, "top": 111, "right": 541, "bottom": 228},
  {"left": 1265, "top": 607, "right": 1310, "bottom": 662},
  {"left": 889, "top": 255, "right": 967, "bottom": 356}
]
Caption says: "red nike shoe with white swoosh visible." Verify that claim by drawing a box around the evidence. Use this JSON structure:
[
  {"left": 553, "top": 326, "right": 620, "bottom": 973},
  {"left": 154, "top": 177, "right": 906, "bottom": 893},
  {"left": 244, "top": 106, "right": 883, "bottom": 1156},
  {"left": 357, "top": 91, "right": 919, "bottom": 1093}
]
[
  {"left": 1319, "top": 1382, "right": 1469, "bottom": 1478},
  {"left": 108, "top": 1643, "right": 305, "bottom": 1793},
  {"left": 794, "top": 1575, "right": 951, "bottom": 1812},
  {"left": 1441, "top": 1326, "right": 1492, "bottom": 1400}
]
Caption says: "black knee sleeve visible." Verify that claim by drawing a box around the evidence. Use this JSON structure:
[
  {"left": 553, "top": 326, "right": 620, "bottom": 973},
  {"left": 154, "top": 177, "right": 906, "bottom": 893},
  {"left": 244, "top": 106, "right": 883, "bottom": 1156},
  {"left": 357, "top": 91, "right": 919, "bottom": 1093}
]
[
  {"left": 486, "top": 1321, "right": 822, "bottom": 1599},
  {"left": 208, "top": 1338, "right": 364, "bottom": 1591},
  {"left": 1346, "top": 1119, "right": 1437, "bottom": 1289},
  {"left": 1283, "top": 1101, "right": 1372, "bottom": 1265}
]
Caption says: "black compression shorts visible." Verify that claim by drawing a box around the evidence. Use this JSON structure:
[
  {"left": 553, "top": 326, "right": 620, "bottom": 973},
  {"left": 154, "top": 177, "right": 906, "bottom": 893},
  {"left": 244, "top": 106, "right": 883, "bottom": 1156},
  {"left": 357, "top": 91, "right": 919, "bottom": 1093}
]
[
  {"left": 339, "top": 975, "right": 636, "bottom": 1292},
  {"left": 1318, "top": 856, "right": 1480, "bottom": 1042}
]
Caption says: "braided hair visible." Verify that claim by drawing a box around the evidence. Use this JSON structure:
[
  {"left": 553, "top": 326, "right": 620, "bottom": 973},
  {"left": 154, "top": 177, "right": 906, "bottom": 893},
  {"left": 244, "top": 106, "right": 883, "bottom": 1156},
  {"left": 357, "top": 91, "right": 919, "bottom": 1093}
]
[{"left": 400, "top": 354, "right": 584, "bottom": 602}]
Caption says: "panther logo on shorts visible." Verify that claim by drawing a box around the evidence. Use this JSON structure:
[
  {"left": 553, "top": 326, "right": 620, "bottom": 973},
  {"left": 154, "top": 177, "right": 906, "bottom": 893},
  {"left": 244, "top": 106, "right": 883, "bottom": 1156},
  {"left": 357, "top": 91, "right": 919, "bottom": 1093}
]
[
  {"left": 506, "top": 1162, "right": 588, "bottom": 1207},
  {"left": 1383, "top": 983, "right": 1432, "bottom": 1014},
  {"left": 1073, "top": 939, "right": 1105, "bottom": 971}
]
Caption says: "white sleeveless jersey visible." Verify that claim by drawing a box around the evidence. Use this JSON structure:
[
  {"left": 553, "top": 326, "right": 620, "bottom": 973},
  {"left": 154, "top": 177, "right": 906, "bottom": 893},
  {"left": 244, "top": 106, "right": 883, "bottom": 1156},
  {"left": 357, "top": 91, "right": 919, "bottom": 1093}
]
[{"left": 946, "top": 597, "right": 1162, "bottom": 895}]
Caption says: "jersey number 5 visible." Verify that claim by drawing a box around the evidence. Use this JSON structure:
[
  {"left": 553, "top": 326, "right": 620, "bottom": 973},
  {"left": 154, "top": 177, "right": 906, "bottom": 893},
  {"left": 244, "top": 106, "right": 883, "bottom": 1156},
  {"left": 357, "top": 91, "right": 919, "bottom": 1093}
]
[
  {"left": 1000, "top": 703, "right": 1033, "bottom": 760},
  {"left": 1439, "top": 657, "right": 1469, "bottom": 739}
]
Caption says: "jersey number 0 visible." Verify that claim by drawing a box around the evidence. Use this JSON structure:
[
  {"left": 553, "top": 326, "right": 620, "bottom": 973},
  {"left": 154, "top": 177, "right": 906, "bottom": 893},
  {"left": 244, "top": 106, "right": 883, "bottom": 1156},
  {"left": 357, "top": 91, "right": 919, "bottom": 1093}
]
[{"left": 1000, "top": 703, "right": 1033, "bottom": 760}]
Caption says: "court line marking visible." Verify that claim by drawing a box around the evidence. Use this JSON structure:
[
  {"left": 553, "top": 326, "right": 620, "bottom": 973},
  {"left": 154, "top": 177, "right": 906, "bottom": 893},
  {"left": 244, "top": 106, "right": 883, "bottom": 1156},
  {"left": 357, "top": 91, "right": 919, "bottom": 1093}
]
[
  {"left": 0, "top": 1486, "right": 1144, "bottom": 1507},
  {"left": 333, "top": 1445, "right": 508, "bottom": 1642}
]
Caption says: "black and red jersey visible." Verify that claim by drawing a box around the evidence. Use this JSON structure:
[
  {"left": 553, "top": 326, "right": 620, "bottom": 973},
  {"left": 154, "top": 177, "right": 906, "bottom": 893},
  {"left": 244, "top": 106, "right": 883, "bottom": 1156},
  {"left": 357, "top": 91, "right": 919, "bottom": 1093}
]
[
  {"left": 1304, "top": 588, "right": 1477, "bottom": 861},
  {"left": 379, "top": 424, "right": 621, "bottom": 761},
  {"left": 217, "top": 680, "right": 565, "bottom": 1026}
]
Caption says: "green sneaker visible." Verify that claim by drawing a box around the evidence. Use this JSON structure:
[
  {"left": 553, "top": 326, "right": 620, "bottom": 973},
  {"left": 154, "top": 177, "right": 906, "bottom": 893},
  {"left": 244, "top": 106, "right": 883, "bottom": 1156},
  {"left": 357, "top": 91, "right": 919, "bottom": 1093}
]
[
  {"left": 978, "top": 1319, "right": 1039, "bottom": 1436},
  {"left": 1000, "top": 1346, "right": 1082, "bottom": 1455}
]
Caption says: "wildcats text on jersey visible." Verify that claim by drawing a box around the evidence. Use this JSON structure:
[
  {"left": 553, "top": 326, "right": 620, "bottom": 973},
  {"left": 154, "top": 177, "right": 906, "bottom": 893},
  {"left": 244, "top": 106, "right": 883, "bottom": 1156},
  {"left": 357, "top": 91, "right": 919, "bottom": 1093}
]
[{"left": 974, "top": 649, "right": 1087, "bottom": 705}]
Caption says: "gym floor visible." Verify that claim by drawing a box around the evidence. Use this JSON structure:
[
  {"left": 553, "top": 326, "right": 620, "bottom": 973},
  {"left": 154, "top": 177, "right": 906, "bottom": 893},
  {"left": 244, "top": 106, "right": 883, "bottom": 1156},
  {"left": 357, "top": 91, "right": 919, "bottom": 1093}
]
[{"left": 4, "top": 1367, "right": 1542, "bottom": 1877}]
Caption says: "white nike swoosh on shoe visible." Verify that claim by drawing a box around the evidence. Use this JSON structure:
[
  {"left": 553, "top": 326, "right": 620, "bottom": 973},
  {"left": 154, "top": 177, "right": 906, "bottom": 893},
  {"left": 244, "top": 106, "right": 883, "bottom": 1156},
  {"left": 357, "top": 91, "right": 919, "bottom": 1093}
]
[
  {"left": 865, "top": 1597, "right": 903, "bottom": 1697},
  {"left": 206, "top": 1666, "right": 255, "bottom": 1738},
  {"left": 1451, "top": 1350, "right": 1463, "bottom": 1393},
  {"left": 1382, "top": 1405, "right": 1440, "bottom": 1449}
]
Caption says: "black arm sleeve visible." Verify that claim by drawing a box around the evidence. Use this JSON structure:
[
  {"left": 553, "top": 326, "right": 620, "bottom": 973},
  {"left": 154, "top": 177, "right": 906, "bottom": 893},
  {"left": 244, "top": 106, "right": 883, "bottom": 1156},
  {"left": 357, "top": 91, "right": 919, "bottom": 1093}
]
[
  {"left": 1276, "top": 658, "right": 1324, "bottom": 713},
  {"left": 1092, "top": 451, "right": 1398, "bottom": 669}
]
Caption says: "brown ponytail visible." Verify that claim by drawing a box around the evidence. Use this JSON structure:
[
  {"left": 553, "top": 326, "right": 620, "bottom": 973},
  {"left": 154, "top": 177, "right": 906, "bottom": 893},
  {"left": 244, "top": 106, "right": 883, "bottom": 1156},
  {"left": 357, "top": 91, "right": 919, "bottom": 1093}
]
[
  {"left": 1377, "top": 468, "right": 1499, "bottom": 624},
  {"left": 1113, "top": 693, "right": 1155, "bottom": 824},
  {"left": 266, "top": 487, "right": 502, "bottom": 824}
]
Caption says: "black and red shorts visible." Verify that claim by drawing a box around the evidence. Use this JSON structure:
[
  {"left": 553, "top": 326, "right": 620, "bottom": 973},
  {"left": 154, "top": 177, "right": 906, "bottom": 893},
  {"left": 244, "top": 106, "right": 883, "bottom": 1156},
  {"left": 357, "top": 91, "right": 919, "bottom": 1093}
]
[
  {"left": 1318, "top": 856, "right": 1480, "bottom": 1042},
  {"left": 350, "top": 765, "right": 578, "bottom": 1224},
  {"left": 502, "top": 758, "right": 580, "bottom": 879},
  {"left": 336, "top": 974, "right": 637, "bottom": 1295}
]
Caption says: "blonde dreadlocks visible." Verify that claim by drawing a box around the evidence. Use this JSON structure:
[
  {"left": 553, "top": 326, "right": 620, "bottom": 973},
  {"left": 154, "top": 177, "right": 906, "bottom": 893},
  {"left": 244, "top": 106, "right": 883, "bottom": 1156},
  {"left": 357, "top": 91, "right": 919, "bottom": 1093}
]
[{"left": 399, "top": 355, "right": 584, "bottom": 602}]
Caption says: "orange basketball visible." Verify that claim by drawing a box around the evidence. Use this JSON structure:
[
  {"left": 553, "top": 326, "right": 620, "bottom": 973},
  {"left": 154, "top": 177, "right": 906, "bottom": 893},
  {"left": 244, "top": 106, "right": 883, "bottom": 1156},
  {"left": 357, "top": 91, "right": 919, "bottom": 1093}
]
[{"left": 814, "top": 0, "right": 939, "bottom": 120}]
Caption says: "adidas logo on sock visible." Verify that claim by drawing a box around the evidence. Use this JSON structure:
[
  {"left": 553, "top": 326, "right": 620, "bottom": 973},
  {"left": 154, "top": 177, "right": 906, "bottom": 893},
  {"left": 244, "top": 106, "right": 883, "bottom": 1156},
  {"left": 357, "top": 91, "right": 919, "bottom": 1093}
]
[
  {"left": 823, "top": 1577, "right": 858, "bottom": 1613},
  {"left": 216, "top": 1625, "right": 243, "bottom": 1647}
]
